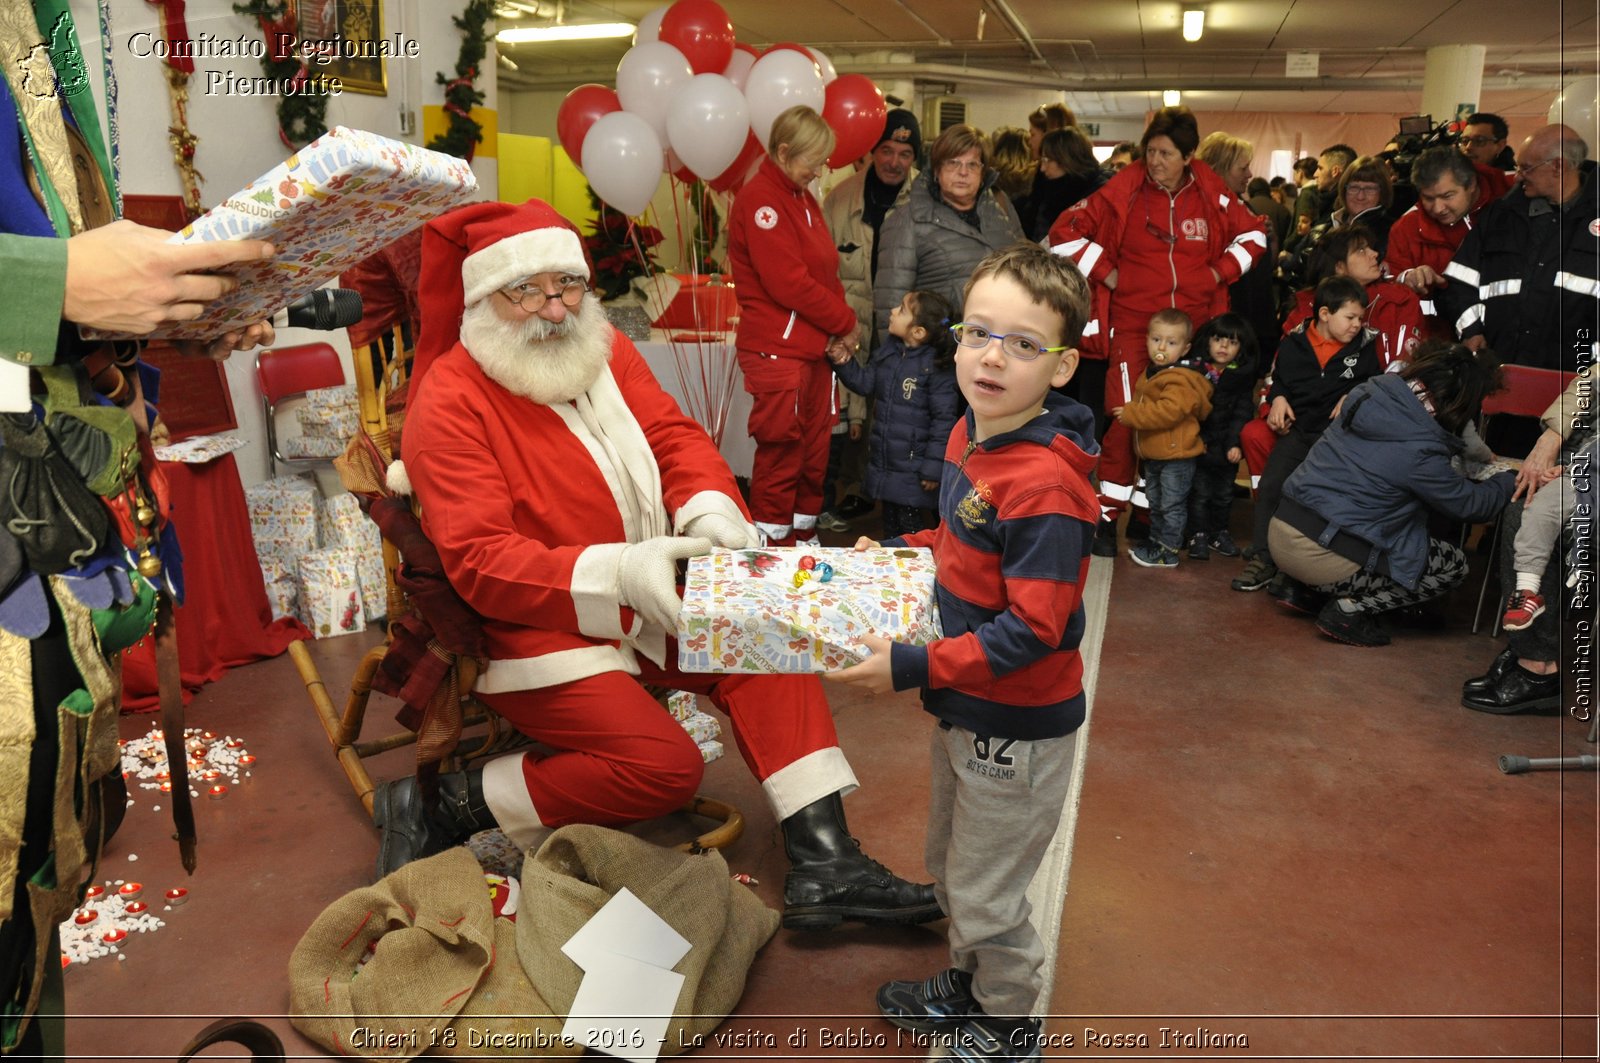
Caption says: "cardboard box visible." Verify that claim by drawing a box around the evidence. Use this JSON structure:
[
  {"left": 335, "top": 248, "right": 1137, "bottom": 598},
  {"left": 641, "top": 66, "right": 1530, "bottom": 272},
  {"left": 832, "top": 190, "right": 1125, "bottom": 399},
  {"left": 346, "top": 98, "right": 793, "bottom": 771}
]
[{"left": 677, "top": 547, "right": 941, "bottom": 674}]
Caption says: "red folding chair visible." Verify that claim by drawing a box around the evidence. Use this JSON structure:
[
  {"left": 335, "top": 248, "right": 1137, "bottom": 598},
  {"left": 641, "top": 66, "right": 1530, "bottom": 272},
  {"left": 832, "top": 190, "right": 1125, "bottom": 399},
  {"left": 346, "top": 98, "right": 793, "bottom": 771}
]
[
  {"left": 1472, "top": 364, "right": 1577, "bottom": 634},
  {"left": 255, "top": 343, "right": 347, "bottom": 475}
]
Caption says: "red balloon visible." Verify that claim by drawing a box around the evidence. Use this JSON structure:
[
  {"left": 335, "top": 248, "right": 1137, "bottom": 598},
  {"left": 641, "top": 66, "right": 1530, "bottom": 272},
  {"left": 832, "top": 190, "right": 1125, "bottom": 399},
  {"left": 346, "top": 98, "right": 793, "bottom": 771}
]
[
  {"left": 659, "top": 0, "right": 735, "bottom": 76},
  {"left": 822, "top": 74, "right": 887, "bottom": 169},
  {"left": 709, "top": 133, "right": 765, "bottom": 194},
  {"left": 556, "top": 84, "right": 620, "bottom": 167}
]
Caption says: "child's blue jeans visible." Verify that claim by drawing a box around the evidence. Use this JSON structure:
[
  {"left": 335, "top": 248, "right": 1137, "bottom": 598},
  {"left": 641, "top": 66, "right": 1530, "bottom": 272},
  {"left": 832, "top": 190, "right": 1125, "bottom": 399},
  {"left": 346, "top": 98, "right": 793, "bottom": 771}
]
[{"left": 1142, "top": 457, "right": 1196, "bottom": 551}]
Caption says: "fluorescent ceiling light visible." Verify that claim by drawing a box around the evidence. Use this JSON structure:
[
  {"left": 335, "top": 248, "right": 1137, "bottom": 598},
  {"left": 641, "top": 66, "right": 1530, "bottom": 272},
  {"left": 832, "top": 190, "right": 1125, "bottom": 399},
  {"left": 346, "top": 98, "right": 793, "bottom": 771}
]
[
  {"left": 496, "top": 21, "right": 635, "bottom": 43},
  {"left": 1163, "top": 89, "right": 1182, "bottom": 106},
  {"left": 1182, "top": 7, "right": 1205, "bottom": 42}
]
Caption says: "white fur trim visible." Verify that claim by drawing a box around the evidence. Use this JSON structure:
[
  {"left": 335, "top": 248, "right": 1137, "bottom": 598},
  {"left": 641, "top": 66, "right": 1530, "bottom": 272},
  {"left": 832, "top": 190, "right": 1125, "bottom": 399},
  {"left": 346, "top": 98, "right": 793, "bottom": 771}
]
[
  {"left": 760, "top": 747, "right": 858, "bottom": 820},
  {"left": 463, "top": 228, "right": 589, "bottom": 306},
  {"left": 385, "top": 460, "right": 412, "bottom": 496},
  {"left": 481, "top": 754, "right": 552, "bottom": 850},
  {"left": 475, "top": 645, "right": 639, "bottom": 693},
  {"left": 571, "top": 542, "right": 634, "bottom": 641}
]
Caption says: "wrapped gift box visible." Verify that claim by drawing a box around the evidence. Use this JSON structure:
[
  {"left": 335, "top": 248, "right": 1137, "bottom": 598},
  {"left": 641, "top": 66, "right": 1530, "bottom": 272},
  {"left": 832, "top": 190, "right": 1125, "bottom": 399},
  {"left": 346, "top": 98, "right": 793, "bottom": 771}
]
[
  {"left": 677, "top": 547, "right": 941, "bottom": 674},
  {"left": 296, "top": 546, "right": 366, "bottom": 639},
  {"left": 87, "top": 127, "right": 477, "bottom": 340},
  {"left": 245, "top": 476, "right": 319, "bottom": 558},
  {"left": 354, "top": 542, "right": 388, "bottom": 622},
  {"left": 320, "top": 494, "right": 381, "bottom": 552},
  {"left": 680, "top": 711, "right": 721, "bottom": 745},
  {"left": 258, "top": 556, "right": 299, "bottom": 622},
  {"left": 304, "top": 384, "right": 358, "bottom": 412},
  {"left": 284, "top": 435, "right": 345, "bottom": 460},
  {"left": 698, "top": 740, "right": 724, "bottom": 764},
  {"left": 296, "top": 403, "right": 359, "bottom": 440},
  {"left": 665, "top": 689, "right": 698, "bottom": 722}
]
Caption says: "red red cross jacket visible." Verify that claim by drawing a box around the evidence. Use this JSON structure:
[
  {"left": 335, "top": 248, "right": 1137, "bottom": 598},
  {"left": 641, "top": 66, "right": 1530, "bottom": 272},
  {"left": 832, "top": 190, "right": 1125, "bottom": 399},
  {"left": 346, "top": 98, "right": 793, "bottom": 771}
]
[
  {"left": 1384, "top": 163, "right": 1512, "bottom": 292},
  {"left": 728, "top": 157, "right": 857, "bottom": 361},
  {"left": 1047, "top": 158, "right": 1268, "bottom": 358}
]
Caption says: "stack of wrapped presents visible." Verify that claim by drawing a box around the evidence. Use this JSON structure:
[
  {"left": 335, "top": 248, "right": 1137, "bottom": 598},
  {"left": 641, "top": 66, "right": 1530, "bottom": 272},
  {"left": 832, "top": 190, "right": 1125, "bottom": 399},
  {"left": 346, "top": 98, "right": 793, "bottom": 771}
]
[
  {"left": 286, "top": 384, "right": 359, "bottom": 460},
  {"left": 245, "top": 475, "right": 386, "bottom": 638}
]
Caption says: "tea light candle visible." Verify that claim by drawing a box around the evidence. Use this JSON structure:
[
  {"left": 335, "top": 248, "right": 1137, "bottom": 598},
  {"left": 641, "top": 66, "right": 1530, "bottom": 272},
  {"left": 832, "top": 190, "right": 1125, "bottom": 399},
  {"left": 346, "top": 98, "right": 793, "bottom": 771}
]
[
  {"left": 73, "top": 910, "right": 98, "bottom": 925},
  {"left": 83, "top": 885, "right": 105, "bottom": 901},
  {"left": 164, "top": 887, "right": 188, "bottom": 906},
  {"left": 154, "top": 770, "right": 169, "bottom": 782},
  {"left": 101, "top": 928, "right": 127, "bottom": 944},
  {"left": 238, "top": 754, "right": 257, "bottom": 768},
  {"left": 124, "top": 901, "right": 148, "bottom": 916},
  {"left": 207, "top": 784, "right": 228, "bottom": 800},
  {"left": 117, "top": 882, "right": 142, "bottom": 902},
  {"left": 201, "top": 731, "right": 216, "bottom": 741},
  {"left": 158, "top": 782, "right": 172, "bottom": 794},
  {"left": 225, "top": 738, "right": 246, "bottom": 750},
  {"left": 201, "top": 770, "right": 221, "bottom": 782}
]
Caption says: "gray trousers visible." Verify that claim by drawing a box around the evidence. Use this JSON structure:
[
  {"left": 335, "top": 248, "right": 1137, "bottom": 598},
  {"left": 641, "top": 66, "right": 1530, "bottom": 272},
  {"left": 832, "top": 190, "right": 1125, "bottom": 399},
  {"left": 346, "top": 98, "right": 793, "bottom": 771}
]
[
  {"left": 927, "top": 721, "right": 1079, "bottom": 1018},
  {"left": 1512, "top": 480, "right": 1576, "bottom": 578}
]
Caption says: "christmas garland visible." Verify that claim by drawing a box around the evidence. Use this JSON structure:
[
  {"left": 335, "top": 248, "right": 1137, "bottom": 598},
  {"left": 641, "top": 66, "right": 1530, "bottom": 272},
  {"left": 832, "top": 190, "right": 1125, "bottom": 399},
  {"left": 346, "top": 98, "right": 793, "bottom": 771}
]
[
  {"left": 232, "top": 0, "right": 328, "bottom": 148},
  {"left": 427, "top": 0, "right": 495, "bottom": 160}
]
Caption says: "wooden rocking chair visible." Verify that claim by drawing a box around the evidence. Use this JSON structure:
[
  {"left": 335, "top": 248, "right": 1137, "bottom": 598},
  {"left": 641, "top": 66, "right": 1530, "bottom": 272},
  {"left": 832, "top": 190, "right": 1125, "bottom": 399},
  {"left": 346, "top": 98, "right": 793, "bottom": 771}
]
[{"left": 289, "top": 322, "right": 743, "bottom": 853}]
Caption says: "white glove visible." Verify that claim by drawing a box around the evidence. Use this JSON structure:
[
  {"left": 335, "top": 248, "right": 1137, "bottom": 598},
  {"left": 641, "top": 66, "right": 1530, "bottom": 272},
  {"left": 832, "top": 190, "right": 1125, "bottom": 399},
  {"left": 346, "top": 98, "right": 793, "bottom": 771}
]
[
  {"left": 683, "top": 511, "right": 757, "bottom": 550},
  {"left": 618, "top": 536, "right": 711, "bottom": 631}
]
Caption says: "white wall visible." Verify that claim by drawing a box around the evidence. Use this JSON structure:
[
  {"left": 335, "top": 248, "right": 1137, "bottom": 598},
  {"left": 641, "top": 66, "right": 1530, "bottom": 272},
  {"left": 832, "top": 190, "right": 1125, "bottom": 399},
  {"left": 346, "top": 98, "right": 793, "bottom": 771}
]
[{"left": 67, "top": 0, "right": 491, "bottom": 487}]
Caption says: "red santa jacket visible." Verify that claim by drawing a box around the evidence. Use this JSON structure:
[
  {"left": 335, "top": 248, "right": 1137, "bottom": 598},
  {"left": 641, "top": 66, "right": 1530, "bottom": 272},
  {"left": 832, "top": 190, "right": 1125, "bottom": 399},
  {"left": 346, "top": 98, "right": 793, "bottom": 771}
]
[
  {"left": 728, "top": 156, "right": 857, "bottom": 361},
  {"left": 1384, "top": 163, "right": 1513, "bottom": 292},
  {"left": 401, "top": 329, "right": 748, "bottom": 692},
  {"left": 1047, "top": 158, "right": 1268, "bottom": 358},
  {"left": 1282, "top": 280, "right": 1425, "bottom": 369}
]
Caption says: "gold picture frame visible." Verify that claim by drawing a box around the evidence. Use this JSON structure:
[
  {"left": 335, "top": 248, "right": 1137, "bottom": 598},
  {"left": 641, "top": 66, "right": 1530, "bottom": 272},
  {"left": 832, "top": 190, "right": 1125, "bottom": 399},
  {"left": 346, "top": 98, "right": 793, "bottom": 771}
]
[{"left": 295, "top": 0, "right": 387, "bottom": 97}]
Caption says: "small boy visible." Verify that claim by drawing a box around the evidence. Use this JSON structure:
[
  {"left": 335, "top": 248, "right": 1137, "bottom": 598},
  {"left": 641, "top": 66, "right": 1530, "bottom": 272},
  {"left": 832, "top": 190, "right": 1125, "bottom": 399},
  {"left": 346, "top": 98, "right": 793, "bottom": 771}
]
[
  {"left": 1110, "top": 308, "right": 1213, "bottom": 568},
  {"left": 826, "top": 244, "right": 1101, "bottom": 1063}
]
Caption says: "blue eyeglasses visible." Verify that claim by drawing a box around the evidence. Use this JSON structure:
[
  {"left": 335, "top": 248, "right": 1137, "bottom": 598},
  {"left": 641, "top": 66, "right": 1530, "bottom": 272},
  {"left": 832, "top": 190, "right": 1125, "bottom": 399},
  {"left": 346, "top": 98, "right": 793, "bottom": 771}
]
[{"left": 952, "top": 323, "right": 1069, "bottom": 361}]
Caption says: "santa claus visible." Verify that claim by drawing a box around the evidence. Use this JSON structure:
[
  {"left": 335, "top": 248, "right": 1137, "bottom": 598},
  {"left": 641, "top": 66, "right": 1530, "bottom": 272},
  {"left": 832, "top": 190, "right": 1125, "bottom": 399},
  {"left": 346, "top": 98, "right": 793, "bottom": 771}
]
[{"left": 377, "top": 198, "right": 938, "bottom": 931}]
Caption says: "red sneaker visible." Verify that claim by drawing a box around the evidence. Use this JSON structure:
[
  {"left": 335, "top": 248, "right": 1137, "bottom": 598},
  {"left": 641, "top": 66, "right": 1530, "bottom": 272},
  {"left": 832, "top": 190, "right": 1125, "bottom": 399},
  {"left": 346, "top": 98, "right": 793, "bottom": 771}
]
[{"left": 1501, "top": 590, "right": 1546, "bottom": 632}]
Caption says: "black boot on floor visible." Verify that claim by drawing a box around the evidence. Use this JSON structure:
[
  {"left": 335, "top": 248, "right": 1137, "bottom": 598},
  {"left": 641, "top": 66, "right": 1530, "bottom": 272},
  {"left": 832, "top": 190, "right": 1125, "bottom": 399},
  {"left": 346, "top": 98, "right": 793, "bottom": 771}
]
[
  {"left": 1091, "top": 518, "right": 1118, "bottom": 558},
  {"left": 372, "top": 768, "right": 497, "bottom": 879},
  {"left": 780, "top": 792, "right": 943, "bottom": 930},
  {"left": 1462, "top": 646, "right": 1518, "bottom": 698}
]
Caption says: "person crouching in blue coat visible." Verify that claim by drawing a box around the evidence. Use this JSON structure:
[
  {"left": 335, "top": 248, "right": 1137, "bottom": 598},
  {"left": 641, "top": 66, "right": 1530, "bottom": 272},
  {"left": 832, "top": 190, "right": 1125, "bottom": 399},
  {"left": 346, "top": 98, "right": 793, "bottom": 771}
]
[
  {"left": 829, "top": 290, "right": 961, "bottom": 538},
  {"left": 1267, "top": 340, "right": 1515, "bottom": 647}
]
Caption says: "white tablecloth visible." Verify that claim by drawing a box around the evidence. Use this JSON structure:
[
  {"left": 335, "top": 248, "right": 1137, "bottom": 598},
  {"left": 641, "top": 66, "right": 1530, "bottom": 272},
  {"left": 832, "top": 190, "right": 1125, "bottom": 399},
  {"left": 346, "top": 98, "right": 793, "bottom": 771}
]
[{"left": 635, "top": 330, "right": 755, "bottom": 478}]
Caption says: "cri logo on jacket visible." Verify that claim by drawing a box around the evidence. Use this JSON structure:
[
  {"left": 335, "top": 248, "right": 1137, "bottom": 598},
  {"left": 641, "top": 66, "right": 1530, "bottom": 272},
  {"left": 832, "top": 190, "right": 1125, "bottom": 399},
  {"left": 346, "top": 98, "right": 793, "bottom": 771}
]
[
  {"left": 754, "top": 206, "right": 779, "bottom": 230},
  {"left": 1180, "top": 218, "right": 1211, "bottom": 241},
  {"left": 956, "top": 479, "right": 995, "bottom": 529}
]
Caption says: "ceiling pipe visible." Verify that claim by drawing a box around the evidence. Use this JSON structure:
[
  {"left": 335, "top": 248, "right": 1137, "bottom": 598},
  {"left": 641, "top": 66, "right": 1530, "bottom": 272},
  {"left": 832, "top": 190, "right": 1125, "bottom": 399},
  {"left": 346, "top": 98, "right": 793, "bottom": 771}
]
[{"left": 981, "top": 0, "right": 1060, "bottom": 77}]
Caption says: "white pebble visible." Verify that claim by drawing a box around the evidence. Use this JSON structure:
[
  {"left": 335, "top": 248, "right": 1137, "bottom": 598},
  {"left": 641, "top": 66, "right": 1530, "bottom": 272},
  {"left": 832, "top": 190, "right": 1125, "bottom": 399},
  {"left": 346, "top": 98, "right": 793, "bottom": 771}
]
[
  {"left": 152, "top": 805, "right": 161, "bottom": 812},
  {"left": 118, "top": 954, "right": 126, "bottom": 961},
  {"left": 126, "top": 855, "right": 137, "bottom": 861}
]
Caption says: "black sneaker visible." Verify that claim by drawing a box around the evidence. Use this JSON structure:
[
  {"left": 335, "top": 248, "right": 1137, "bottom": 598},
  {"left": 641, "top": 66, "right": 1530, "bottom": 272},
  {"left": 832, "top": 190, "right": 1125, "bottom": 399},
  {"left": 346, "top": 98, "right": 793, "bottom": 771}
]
[
  {"left": 1090, "top": 518, "right": 1118, "bottom": 558},
  {"left": 945, "top": 1016, "right": 1043, "bottom": 1062},
  {"left": 1230, "top": 555, "right": 1276, "bottom": 591},
  {"left": 1270, "top": 575, "right": 1324, "bottom": 616},
  {"left": 1129, "top": 541, "right": 1179, "bottom": 568},
  {"left": 1315, "top": 600, "right": 1390, "bottom": 647},
  {"left": 1210, "top": 530, "right": 1242, "bottom": 557},
  {"left": 1187, "top": 533, "right": 1211, "bottom": 561},
  {"left": 876, "top": 968, "right": 979, "bottom": 1033}
]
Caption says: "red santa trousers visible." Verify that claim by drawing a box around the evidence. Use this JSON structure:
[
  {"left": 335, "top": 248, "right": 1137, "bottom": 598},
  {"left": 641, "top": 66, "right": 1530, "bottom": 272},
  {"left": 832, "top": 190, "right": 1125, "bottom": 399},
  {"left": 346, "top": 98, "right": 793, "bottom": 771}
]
[
  {"left": 476, "top": 660, "right": 852, "bottom": 846},
  {"left": 741, "top": 353, "right": 835, "bottom": 544}
]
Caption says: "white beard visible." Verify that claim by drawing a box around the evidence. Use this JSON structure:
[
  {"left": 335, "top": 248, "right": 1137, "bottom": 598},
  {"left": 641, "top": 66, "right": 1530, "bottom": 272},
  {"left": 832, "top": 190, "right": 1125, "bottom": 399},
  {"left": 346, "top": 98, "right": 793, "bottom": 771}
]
[{"left": 458, "top": 292, "right": 612, "bottom": 404}]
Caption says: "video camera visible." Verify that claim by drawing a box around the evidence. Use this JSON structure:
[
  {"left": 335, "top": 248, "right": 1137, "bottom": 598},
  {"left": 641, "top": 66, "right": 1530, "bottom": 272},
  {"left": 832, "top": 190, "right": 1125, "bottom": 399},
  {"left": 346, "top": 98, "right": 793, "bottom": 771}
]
[{"left": 1378, "top": 114, "right": 1459, "bottom": 183}]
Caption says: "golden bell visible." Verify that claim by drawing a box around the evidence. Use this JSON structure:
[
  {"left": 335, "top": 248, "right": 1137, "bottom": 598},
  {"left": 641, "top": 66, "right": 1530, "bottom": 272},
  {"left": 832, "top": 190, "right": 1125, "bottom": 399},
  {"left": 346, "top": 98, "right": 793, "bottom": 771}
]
[
  {"left": 136, "top": 505, "right": 156, "bottom": 526},
  {"left": 136, "top": 554, "right": 163, "bottom": 579}
]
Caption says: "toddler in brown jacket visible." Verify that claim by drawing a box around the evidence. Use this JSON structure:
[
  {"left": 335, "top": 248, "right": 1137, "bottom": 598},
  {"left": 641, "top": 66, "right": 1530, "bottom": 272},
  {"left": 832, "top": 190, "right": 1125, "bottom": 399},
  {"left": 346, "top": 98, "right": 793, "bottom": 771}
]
[{"left": 1112, "top": 308, "right": 1214, "bottom": 566}]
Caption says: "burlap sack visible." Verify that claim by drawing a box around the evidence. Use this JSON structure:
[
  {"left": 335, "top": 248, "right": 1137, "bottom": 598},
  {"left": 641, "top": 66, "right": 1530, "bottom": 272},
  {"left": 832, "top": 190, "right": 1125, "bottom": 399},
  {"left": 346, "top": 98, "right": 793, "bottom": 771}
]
[
  {"left": 288, "top": 847, "right": 577, "bottom": 1060},
  {"left": 516, "top": 825, "right": 780, "bottom": 1056}
]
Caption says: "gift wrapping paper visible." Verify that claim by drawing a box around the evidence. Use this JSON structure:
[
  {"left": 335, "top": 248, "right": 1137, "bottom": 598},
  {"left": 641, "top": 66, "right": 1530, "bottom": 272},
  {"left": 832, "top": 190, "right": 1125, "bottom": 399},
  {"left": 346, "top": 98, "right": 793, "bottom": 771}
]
[
  {"left": 284, "top": 435, "right": 345, "bottom": 460},
  {"left": 680, "top": 711, "right": 721, "bottom": 745},
  {"left": 295, "top": 546, "right": 366, "bottom": 639},
  {"left": 677, "top": 547, "right": 941, "bottom": 674},
  {"left": 258, "top": 555, "right": 299, "bottom": 622},
  {"left": 698, "top": 740, "right": 724, "bottom": 764},
  {"left": 296, "top": 403, "right": 359, "bottom": 441},
  {"left": 86, "top": 127, "right": 477, "bottom": 340},
  {"left": 355, "top": 542, "right": 387, "bottom": 622},
  {"left": 304, "top": 384, "right": 358, "bottom": 412},
  {"left": 245, "top": 476, "right": 319, "bottom": 559},
  {"left": 665, "top": 689, "right": 698, "bottom": 722}
]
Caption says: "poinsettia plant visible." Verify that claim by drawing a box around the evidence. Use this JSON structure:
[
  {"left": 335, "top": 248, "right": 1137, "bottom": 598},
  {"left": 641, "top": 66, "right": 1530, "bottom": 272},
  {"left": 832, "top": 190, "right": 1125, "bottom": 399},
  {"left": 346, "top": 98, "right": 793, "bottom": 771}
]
[{"left": 583, "top": 192, "right": 664, "bottom": 300}]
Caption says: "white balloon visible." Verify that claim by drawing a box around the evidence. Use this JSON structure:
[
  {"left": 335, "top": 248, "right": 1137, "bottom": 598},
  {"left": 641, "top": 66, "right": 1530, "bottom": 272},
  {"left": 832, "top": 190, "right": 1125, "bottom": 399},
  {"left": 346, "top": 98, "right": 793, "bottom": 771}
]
[
  {"left": 668, "top": 73, "right": 751, "bottom": 181},
  {"left": 744, "top": 49, "right": 826, "bottom": 149},
  {"left": 633, "top": 5, "right": 667, "bottom": 46},
  {"left": 807, "top": 47, "right": 837, "bottom": 86},
  {"left": 722, "top": 47, "right": 757, "bottom": 92},
  {"left": 616, "top": 41, "right": 695, "bottom": 144},
  {"left": 582, "top": 111, "right": 665, "bottom": 216},
  {"left": 1548, "top": 76, "right": 1600, "bottom": 157}
]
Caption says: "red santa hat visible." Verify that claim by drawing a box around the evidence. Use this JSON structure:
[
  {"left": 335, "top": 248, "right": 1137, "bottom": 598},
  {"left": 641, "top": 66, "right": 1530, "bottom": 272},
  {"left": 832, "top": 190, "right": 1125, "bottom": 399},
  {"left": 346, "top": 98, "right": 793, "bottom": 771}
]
[{"left": 411, "top": 198, "right": 591, "bottom": 398}]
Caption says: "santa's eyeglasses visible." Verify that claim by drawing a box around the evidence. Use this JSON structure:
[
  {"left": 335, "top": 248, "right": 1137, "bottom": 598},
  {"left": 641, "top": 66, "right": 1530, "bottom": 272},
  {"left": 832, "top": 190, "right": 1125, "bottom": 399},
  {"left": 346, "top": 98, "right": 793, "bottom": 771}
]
[{"left": 498, "top": 275, "right": 590, "bottom": 311}]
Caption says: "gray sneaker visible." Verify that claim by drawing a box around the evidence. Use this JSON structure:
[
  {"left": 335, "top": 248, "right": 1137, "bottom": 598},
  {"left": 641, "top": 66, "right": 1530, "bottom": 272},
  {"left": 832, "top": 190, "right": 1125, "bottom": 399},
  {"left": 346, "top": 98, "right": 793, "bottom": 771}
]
[
  {"left": 876, "top": 968, "right": 978, "bottom": 1033},
  {"left": 1230, "top": 555, "right": 1276, "bottom": 591},
  {"left": 817, "top": 511, "right": 850, "bottom": 532}
]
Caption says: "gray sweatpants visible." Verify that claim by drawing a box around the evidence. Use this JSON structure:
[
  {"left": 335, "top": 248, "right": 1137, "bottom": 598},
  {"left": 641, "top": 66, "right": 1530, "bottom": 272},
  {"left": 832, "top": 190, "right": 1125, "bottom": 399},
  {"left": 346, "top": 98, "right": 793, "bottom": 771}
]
[
  {"left": 1512, "top": 478, "right": 1577, "bottom": 579},
  {"left": 927, "top": 721, "right": 1080, "bottom": 1018}
]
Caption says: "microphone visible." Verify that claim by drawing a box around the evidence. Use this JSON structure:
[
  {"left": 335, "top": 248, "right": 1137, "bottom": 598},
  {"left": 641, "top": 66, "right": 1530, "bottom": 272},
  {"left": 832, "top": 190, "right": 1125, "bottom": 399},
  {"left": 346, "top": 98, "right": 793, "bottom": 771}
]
[{"left": 271, "top": 289, "right": 364, "bottom": 330}]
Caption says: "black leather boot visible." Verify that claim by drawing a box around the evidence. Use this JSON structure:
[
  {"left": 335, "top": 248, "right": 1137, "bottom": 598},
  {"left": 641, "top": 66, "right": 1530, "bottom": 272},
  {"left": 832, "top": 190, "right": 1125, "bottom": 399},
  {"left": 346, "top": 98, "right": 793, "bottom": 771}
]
[
  {"left": 780, "top": 792, "right": 943, "bottom": 931},
  {"left": 1462, "top": 647, "right": 1518, "bottom": 698},
  {"left": 372, "top": 768, "right": 497, "bottom": 879}
]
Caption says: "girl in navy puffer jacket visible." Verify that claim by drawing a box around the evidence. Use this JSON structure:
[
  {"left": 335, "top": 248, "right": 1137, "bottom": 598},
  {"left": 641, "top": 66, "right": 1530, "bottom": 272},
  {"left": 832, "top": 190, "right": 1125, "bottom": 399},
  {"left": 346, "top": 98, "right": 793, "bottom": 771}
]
[{"left": 829, "top": 290, "right": 959, "bottom": 538}]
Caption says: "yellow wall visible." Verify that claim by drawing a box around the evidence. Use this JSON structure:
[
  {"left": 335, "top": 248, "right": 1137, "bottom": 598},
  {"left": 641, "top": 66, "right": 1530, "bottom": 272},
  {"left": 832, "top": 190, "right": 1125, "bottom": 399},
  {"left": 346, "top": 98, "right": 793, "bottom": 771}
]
[
  {"left": 421, "top": 105, "right": 499, "bottom": 158},
  {"left": 496, "top": 133, "right": 597, "bottom": 231}
]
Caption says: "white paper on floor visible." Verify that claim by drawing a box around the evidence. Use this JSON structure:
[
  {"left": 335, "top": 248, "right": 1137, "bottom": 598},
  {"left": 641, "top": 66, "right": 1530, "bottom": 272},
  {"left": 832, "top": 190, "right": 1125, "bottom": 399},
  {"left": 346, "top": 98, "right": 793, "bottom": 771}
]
[{"left": 559, "top": 887, "right": 689, "bottom": 1063}]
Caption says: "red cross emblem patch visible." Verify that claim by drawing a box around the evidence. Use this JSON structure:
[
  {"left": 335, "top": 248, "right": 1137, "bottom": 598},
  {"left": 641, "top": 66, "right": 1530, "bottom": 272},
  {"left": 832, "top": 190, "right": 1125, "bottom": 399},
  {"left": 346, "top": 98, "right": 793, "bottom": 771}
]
[{"left": 754, "top": 206, "right": 779, "bottom": 230}]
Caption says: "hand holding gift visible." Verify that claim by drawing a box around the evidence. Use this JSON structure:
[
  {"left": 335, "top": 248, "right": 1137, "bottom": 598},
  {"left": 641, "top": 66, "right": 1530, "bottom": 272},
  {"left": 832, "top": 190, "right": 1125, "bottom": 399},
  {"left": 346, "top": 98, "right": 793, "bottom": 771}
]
[{"left": 823, "top": 632, "right": 895, "bottom": 694}]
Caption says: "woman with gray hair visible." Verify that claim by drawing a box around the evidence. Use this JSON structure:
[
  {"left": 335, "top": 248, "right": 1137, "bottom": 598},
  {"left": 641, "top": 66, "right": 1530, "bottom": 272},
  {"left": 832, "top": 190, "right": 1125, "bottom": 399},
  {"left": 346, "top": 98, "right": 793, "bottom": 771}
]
[{"left": 872, "top": 124, "right": 1026, "bottom": 340}]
